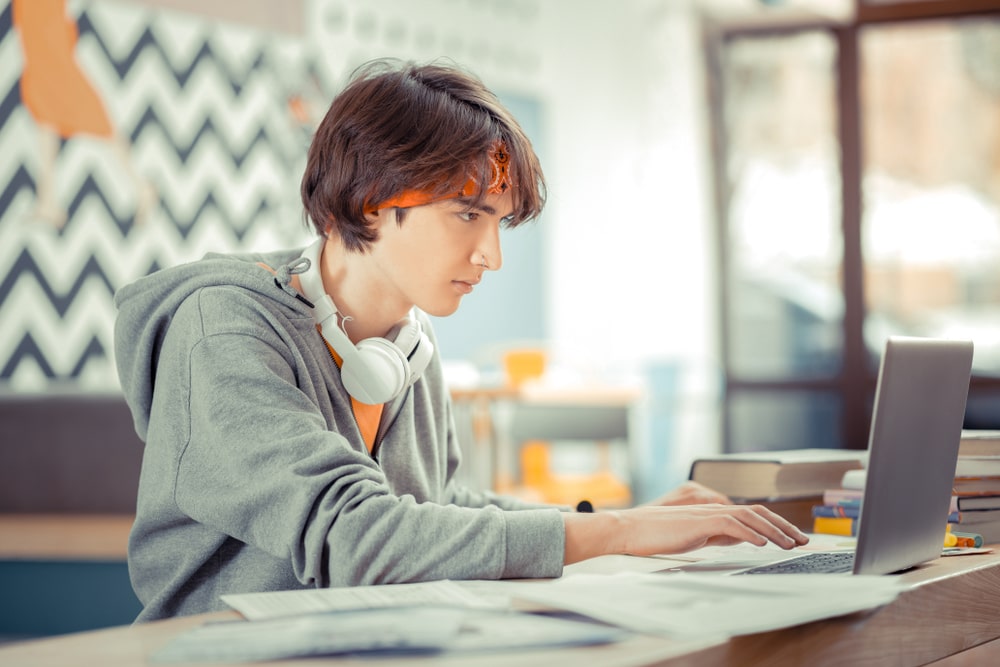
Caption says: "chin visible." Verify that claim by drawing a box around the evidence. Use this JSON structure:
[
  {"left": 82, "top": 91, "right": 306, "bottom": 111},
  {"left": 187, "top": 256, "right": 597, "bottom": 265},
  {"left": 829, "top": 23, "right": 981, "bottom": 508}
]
[{"left": 422, "top": 300, "right": 462, "bottom": 318}]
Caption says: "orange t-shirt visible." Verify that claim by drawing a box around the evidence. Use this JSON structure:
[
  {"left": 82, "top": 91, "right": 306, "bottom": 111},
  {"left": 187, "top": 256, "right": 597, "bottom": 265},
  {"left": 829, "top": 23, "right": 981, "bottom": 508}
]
[{"left": 322, "top": 335, "right": 384, "bottom": 453}]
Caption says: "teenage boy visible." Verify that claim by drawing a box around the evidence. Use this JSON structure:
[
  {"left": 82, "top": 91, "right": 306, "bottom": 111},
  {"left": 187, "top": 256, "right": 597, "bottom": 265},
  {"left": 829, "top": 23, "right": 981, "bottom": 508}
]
[{"left": 115, "top": 58, "right": 807, "bottom": 622}]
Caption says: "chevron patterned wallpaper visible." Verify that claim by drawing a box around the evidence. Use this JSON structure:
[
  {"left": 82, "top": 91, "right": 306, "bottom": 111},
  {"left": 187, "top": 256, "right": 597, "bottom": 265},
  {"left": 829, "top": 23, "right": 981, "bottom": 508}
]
[
  {"left": 0, "top": 0, "right": 317, "bottom": 392},
  {"left": 1, "top": 0, "right": 545, "bottom": 395}
]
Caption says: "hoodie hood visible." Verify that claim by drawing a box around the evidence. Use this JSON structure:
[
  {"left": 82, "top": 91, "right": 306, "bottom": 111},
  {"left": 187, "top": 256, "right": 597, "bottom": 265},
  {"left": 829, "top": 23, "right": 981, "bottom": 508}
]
[{"left": 113, "top": 248, "right": 307, "bottom": 441}]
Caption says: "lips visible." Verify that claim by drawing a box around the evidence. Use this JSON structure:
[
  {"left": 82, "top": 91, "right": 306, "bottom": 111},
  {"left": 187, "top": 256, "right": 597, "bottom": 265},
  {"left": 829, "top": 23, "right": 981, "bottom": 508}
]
[{"left": 453, "top": 275, "right": 482, "bottom": 294}]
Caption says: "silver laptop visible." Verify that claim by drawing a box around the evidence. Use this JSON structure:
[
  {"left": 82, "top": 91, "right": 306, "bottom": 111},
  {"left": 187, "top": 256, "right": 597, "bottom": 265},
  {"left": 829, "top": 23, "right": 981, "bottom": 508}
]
[{"left": 723, "top": 336, "right": 973, "bottom": 576}]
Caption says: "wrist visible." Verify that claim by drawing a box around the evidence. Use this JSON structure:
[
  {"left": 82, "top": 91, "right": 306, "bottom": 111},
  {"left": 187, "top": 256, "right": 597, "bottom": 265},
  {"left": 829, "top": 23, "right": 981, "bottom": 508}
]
[{"left": 562, "top": 509, "right": 625, "bottom": 564}]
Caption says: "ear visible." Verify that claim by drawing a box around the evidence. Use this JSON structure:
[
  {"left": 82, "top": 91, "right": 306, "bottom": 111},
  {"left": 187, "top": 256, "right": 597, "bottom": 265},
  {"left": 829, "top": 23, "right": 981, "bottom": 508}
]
[{"left": 365, "top": 208, "right": 387, "bottom": 232}]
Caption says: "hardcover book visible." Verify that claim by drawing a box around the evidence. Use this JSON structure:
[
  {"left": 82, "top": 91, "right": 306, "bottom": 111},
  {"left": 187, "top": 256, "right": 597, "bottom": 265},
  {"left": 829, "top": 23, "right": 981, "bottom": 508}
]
[
  {"left": 953, "top": 477, "right": 1000, "bottom": 496},
  {"left": 812, "top": 516, "right": 858, "bottom": 537},
  {"left": 954, "top": 495, "right": 1000, "bottom": 511},
  {"left": 688, "top": 449, "right": 866, "bottom": 501},
  {"left": 958, "top": 430, "right": 1000, "bottom": 457},
  {"left": 813, "top": 504, "right": 861, "bottom": 519}
]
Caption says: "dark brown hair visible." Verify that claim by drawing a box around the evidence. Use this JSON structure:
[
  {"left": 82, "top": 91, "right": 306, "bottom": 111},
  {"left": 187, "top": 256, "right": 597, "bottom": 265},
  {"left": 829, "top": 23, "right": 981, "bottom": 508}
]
[{"left": 301, "top": 58, "right": 546, "bottom": 251}]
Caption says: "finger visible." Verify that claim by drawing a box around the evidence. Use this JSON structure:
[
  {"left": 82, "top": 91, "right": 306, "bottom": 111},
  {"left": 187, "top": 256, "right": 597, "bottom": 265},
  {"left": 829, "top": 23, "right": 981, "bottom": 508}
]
[
  {"left": 747, "top": 505, "right": 810, "bottom": 544},
  {"left": 713, "top": 514, "right": 771, "bottom": 547},
  {"left": 734, "top": 506, "right": 807, "bottom": 548}
]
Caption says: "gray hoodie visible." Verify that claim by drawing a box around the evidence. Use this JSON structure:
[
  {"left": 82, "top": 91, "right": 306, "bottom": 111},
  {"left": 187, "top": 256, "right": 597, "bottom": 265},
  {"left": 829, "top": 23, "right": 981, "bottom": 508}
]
[{"left": 114, "top": 247, "right": 565, "bottom": 622}]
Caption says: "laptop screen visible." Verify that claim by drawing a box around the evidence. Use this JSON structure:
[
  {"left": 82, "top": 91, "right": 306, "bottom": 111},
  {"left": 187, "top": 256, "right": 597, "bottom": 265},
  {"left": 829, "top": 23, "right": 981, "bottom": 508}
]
[{"left": 853, "top": 336, "right": 973, "bottom": 575}]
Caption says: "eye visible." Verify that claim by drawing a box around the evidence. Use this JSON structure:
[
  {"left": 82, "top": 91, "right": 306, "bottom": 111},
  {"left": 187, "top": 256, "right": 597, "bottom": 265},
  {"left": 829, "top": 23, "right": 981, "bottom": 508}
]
[{"left": 458, "top": 211, "right": 480, "bottom": 222}]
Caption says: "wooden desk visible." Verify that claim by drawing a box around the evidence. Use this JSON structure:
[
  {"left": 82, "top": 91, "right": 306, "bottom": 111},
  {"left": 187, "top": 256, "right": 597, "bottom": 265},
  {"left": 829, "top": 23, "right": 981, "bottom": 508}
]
[
  {"left": 678, "top": 549, "right": 1000, "bottom": 667},
  {"left": 0, "top": 514, "right": 132, "bottom": 560},
  {"left": 3, "top": 549, "right": 999, "bottom": 667}
]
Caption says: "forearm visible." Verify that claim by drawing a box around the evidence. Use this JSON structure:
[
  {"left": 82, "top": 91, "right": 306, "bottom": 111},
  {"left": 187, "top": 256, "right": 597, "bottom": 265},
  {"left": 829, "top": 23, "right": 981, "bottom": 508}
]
[{"left": 561, "top": 504, "right": 809, "bottom": 565}]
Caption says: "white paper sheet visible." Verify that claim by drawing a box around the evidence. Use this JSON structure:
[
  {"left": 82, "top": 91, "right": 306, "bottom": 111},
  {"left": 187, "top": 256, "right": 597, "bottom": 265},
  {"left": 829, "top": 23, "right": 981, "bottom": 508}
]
[
  {"left": 152, "top": 607, "right": 459, "bottom": 663},
  {"left": 508, "top": 571, "right": 905, "bottom": 638},
  {"left": 222, "top": 579, "right": 503, "bottom": 621},
  {"left": 151, "top": 607, "right": 627, "bottom": 663}
]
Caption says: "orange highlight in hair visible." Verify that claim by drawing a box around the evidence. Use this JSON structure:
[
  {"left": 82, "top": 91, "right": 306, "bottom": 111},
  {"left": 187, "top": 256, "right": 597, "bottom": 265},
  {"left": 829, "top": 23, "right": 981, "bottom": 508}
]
[{"left": 366, "top": 141, "right": 511, "bottom": 213}]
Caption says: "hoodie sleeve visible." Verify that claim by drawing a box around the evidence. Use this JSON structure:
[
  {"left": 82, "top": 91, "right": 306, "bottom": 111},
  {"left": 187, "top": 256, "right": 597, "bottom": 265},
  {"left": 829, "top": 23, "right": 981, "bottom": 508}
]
[{"left": 160, "top": 285, "right": 565, "bottom": 588}]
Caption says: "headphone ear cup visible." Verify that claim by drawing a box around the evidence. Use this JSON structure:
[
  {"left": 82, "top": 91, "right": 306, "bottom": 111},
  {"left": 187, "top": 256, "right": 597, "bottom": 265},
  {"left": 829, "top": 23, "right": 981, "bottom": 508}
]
[
  {"left": 390, "top": 318, "right": 434, "bottom": 385},
  {"left": 405, "top": 332, "right": 433, "bottom": 384},
  {"left": 388, "top": 318, "right": 419, "bottom": 355},
  {"left": 341, "top": 338, "right": 409, "bottom": 405}
]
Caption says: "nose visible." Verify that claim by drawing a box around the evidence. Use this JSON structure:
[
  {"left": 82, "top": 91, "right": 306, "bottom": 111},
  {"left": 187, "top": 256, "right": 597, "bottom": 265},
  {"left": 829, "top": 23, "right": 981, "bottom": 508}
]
[{"left": 479, "top": 221, "right": 503, "bottom": 271}]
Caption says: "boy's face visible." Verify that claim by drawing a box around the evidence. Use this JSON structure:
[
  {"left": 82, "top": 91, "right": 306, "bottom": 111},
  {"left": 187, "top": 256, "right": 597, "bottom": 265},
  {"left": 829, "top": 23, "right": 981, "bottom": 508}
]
[{"left": 367, "top": 191, "right": 513, "bottom": 318}]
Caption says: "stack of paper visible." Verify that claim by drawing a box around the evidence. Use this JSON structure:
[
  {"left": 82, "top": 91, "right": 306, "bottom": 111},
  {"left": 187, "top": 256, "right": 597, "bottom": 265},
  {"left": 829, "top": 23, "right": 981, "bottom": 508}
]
[
  {"left": 153, "top": 581, "right": 625, "bottom": 664},
  {"left": 153, "top": 561, "right": 906, "bottom": 663}
]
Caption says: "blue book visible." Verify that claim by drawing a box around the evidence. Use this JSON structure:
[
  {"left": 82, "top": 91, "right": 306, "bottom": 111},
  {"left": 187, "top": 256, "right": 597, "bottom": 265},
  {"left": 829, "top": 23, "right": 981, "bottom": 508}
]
[{"left": 812, "top": 504, "right": 861, "bottom": 519}]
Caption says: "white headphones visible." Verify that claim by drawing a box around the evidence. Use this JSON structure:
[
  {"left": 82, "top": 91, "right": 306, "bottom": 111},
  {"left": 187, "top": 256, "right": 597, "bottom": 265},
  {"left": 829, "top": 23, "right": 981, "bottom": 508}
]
[{"left": 298, "top": 239, "right": 433, "bottom": 405}]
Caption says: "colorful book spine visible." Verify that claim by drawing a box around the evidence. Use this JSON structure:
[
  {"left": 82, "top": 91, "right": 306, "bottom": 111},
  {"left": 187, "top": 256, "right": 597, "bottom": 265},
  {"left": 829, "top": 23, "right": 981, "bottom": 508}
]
[
  {"left": 813, "top": 516, "right": 858, "bottom": 537},
  {"left": 812, "top": 504, "right": 861, "bottom": 519},
  {"left": 814, "top": 508, "right": 971, "bottom": 524},
  {"left": 822, "top": 488, "right": 864, "bottom": 505}
]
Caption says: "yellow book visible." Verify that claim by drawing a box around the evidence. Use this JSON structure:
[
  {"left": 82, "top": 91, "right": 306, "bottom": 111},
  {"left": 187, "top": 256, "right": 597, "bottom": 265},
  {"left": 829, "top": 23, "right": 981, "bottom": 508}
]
[{"left": 813, "top": 516, "right": 857, "bottom": 537}]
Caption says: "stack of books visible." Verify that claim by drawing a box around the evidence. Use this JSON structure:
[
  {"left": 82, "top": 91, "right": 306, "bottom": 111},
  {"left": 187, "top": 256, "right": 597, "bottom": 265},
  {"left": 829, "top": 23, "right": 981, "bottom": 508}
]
[
  {"left": 688, "top": 449, "right": 867, "bottom": 531},
  {"left": 811, "top": 430, "right": 1000, "bottom": 543},
  {"left": 811, "top": 485, "right": 864, "bottom": 536},
  {"left": 948, "top": 429, "right": 1000, "bottom": 544}
]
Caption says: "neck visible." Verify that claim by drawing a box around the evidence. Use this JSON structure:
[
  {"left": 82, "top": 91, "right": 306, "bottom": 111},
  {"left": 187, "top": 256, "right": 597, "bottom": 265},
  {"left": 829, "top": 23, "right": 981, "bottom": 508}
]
[{"left": 317, "top": 237, "right": 410, "bottom": 343}]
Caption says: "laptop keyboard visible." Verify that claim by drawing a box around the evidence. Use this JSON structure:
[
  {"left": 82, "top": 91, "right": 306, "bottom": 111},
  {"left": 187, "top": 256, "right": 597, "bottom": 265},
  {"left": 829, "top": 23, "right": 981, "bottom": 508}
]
[{"left": 738, "top": 551, "right": 855, "bottom": 575}]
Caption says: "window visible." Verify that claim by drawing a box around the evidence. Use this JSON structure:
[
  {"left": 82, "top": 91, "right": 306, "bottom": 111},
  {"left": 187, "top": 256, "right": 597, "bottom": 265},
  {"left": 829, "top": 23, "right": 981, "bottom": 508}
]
[
  {"left": 706, "top": 2, "right": 1000, "bottom": 452},
  {"left": 861, "top": 17, "right": 1000, "bottom": 378}
]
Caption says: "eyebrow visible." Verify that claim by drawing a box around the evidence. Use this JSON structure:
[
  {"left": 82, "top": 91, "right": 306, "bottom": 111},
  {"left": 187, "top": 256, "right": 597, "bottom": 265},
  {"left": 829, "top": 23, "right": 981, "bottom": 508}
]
[{"left": 453, "top": 197, "right": 514, "bottom": 220}]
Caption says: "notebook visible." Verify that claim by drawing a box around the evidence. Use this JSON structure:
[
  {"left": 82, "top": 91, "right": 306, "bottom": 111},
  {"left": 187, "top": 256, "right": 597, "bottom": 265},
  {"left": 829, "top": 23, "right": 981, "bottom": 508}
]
[{"left": 733, "top": 336, "right": 974, "bottom": 576}]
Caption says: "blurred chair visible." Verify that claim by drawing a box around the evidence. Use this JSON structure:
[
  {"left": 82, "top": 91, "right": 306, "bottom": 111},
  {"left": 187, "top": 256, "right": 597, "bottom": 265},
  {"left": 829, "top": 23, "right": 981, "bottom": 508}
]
[{"left": 497, "top": 348, "right": 633, "bottom": 508}]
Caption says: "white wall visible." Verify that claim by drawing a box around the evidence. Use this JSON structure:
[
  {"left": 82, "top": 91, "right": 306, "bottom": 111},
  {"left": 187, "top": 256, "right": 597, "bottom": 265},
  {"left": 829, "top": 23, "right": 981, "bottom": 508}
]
[
  {"left": 303, "top": 0, "right": 726, "bottom": 481},
  {"left": 535, "top": 1, "right": 724, "bottom": 486},
  {"left": 537, "top": 1, "right": 718, "bottom": 376}
]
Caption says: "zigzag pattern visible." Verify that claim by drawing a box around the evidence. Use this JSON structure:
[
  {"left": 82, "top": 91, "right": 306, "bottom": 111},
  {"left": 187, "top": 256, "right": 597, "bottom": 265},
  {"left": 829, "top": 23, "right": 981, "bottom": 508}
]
[{"left": 0, "top": 0, "right": 314, "bottom": 391}]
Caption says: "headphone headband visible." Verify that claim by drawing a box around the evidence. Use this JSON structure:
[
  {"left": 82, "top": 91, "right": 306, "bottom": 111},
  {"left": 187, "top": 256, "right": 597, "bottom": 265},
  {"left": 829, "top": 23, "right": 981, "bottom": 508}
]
[
  {"left": 299, "top": 239, "right": 362, "bottom": 368},
  {"left": 297, "top": 239, "right": 433, "bottom": 404}
]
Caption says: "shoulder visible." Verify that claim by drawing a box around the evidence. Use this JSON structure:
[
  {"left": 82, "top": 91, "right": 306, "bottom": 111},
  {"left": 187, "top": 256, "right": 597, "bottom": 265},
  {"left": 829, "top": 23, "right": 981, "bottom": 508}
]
[
  {"left": 161, "top": 250, "right": 314, "bottom": 340},
  {"left": 187, "top": 282, "right": 311, "bottom": 339}
]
